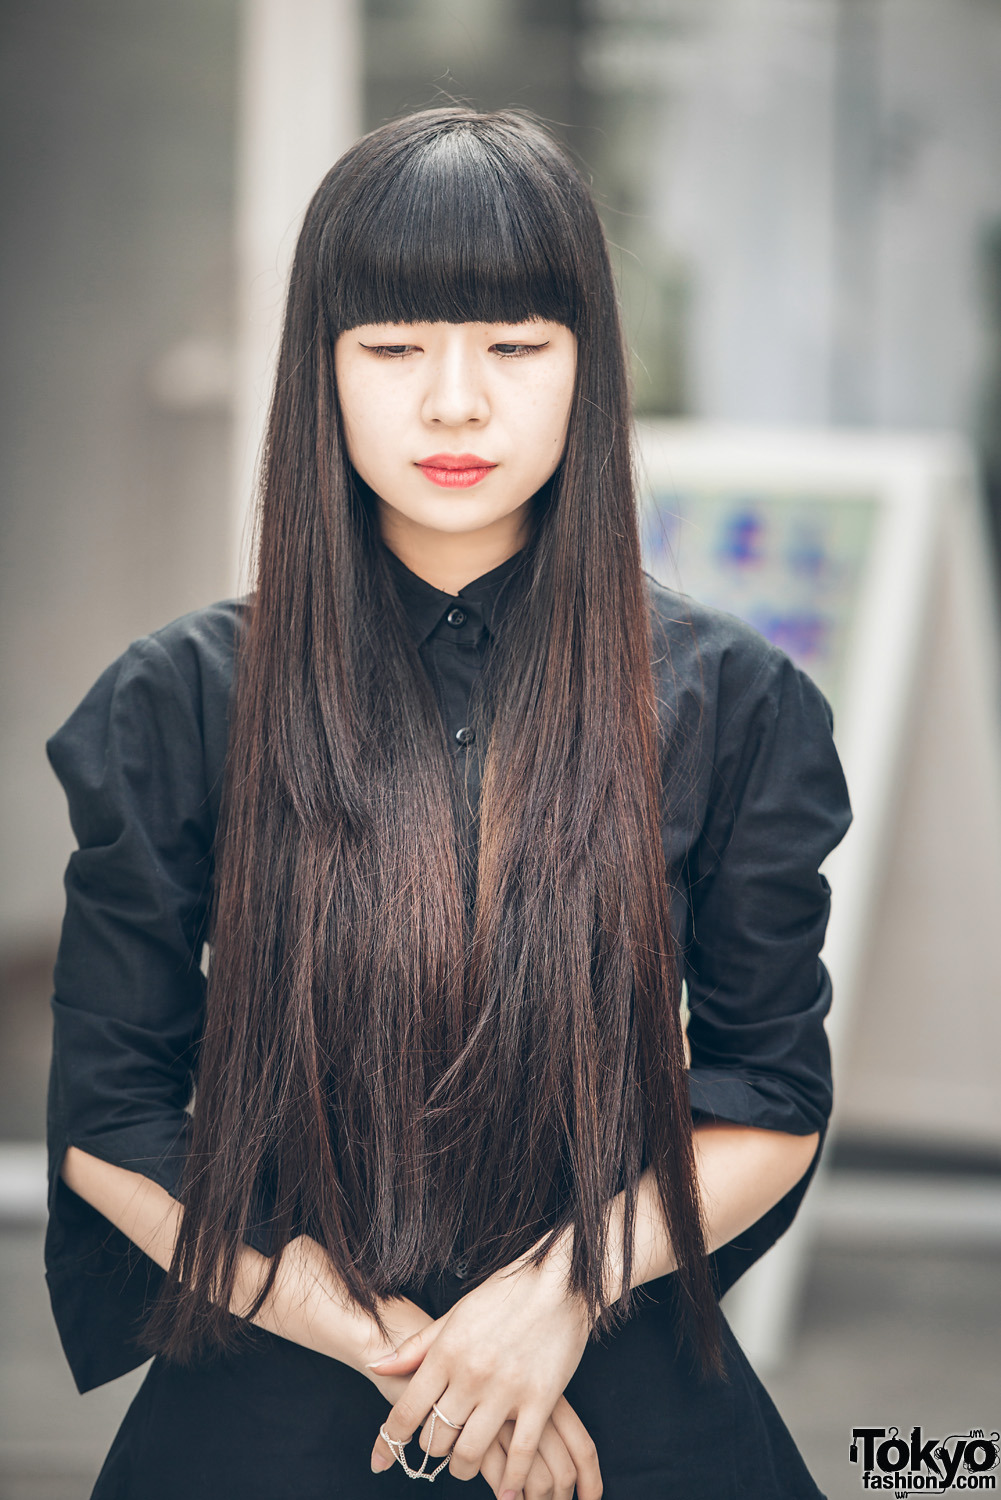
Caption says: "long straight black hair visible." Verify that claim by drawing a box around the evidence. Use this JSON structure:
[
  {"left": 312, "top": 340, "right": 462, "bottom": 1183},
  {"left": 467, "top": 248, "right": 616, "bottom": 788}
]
[{"left": 147, "top": 106, "right": 723, "bottom": 1373}]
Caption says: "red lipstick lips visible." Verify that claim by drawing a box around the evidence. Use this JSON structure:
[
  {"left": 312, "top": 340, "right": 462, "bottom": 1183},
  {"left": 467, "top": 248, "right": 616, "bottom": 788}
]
[{"left": 415, "top": 452, "right": 498, "bottom": 489}]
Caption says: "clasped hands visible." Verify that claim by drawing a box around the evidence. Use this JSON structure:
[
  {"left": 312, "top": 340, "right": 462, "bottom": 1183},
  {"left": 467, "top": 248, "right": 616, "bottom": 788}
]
[{"left": 360, "top": 1247, "right": 604, "bottom": 1500}]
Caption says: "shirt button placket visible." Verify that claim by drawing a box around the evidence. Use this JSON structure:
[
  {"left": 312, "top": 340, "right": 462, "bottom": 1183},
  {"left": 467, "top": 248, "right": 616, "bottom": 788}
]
[{"left": 444, "top": 599, "right": 477, "bottom": 749}]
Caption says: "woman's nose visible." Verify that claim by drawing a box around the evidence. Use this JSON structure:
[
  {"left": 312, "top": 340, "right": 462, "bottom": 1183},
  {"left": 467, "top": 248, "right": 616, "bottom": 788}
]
[{"left": 420, "top": 341, "right": 490, "bottom": 427}]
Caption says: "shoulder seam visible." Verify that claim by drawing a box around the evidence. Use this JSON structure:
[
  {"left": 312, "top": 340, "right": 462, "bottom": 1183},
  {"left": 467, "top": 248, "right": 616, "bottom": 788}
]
[
  {"left": 110, "top": 632, "right": 209, "bottom": 737},
  {"left": 715, "top": 640, "right": 786, "bottom": 742}
]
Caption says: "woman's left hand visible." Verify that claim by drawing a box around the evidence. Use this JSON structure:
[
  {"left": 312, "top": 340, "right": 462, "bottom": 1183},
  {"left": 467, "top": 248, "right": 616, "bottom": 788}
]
[{"left": 367, "top": 1249, "right": 598, "bottom": 1499}]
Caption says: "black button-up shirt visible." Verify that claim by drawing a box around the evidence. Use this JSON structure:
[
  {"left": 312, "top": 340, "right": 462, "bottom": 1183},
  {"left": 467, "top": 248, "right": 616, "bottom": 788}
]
[
  {"left": 45, "top": 546, "right": 851, "bottom": 1393},
  {"left": 381, "top": 542, "right": 528, "bottom": 799}
]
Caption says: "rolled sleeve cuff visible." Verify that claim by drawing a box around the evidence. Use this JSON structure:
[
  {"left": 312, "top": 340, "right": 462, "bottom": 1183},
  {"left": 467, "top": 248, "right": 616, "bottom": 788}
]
[
  {"left": 685, "top": 1069, "right": 829, "bottom": 1298},
  {"left": 44, "top": 1111, "right": 194, "bottom": 1393},
  {"left": 687, "top": 1066, "right": 830, "bottom": 1137}
]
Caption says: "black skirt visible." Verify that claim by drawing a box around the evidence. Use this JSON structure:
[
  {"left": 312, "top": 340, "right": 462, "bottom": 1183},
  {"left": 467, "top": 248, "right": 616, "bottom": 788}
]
[{"left": 90, "top": 1269, "right": 825, "bottom": 1500}]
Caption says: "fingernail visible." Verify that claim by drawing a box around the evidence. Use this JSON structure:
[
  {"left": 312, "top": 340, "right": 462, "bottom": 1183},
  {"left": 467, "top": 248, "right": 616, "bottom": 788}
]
[
  {"left": 501, "top": 1491, "right": 517, "bottom": 1500},
  {"left": 365, "top": 1350, "right": 397, "bottom": 1368},
  {"left": 371, "top": 1452, "right": 392, "bottom": 1472}
]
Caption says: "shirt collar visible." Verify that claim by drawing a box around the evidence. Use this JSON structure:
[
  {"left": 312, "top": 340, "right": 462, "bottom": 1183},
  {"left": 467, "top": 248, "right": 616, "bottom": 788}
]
[{"left": 382, "top": 542, "right": 529, "bottom": 647}]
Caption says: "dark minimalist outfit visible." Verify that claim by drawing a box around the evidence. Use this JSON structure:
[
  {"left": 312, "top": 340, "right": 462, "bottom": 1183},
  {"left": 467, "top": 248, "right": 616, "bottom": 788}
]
[{"left": 45, "top": 544, "right": 852, "bottom": 1499}]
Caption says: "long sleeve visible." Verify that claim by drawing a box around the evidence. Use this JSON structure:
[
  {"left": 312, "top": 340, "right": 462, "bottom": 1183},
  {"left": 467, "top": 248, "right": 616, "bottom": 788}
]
[
  {"left": 651, "top": 585, "right": 853, "bottom": 1296},
  {"left": 45, "top": 602, "right": 240, "bottom": 1392}
]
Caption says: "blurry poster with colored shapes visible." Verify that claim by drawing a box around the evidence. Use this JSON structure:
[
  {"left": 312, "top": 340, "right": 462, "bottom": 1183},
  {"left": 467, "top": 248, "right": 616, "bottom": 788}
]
[{"left": 641, "top": 487, "right": 878, "bottom": 716}]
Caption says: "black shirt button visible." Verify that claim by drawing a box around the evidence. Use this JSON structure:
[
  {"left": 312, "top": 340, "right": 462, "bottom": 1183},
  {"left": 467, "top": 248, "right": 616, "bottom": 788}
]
[
  {"left": 446, "top": 606, "right": 467, "bottom": 627},
  {"left": 452, "top": 1259, "right": 469, "bottom": 1279},
  {"left": 454, "top": 726, "right": 475, "bottom": 746}
]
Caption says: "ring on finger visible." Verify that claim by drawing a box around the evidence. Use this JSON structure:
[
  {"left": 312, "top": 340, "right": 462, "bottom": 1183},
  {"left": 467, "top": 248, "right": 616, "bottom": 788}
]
[
  {"left": 379, "top": 1412, "right": 451, "bottom": 1482},
  {"left": 431, "top": 1401, "right": 464, "bottom": 1431},
  {"left": 419, "top": 1399, "right": 465, "bottom": 1462}
]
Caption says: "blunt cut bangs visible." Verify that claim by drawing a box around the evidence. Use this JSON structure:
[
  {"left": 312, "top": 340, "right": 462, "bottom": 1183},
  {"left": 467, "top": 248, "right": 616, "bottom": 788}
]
[{"left": 314, "top": 110, "right": 588, "bottom": 336}]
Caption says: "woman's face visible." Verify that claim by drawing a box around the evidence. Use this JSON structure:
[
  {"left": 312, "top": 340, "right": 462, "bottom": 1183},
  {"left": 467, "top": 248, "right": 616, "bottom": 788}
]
[{"left": 334, "top": 320, "right": 577, "bottom": 558}]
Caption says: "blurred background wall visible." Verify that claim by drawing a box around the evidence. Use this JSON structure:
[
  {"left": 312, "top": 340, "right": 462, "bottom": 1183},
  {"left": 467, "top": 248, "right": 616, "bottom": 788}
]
[
  {"left": 2, "top": 2, "right": 1000, "bottom": 1496},
  {"left": 8, "top": 0, "right": 1001, "bottom": 974}
]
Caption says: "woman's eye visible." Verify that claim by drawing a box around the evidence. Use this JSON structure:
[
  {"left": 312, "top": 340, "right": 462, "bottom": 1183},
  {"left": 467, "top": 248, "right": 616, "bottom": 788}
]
[
  {"left": 491, "top": 342, "right": 547, "bottom": 358},
  {"left": 364, "top": 344, "right": 418, "bottom": 358}
]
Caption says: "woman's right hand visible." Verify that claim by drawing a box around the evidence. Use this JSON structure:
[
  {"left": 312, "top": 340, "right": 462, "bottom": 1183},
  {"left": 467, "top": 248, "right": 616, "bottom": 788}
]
[{"left": 485, "top": 1399, "right": 603, "bottom": 1500}]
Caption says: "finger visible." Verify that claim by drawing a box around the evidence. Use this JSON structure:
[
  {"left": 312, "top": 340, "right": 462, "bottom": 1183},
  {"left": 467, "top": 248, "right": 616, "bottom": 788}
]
[
  {"left": 370, "top": 1422, "right": 400, "bottom": 1474},
  {"left": 549, "top": 1397, "right": 602, "bottom": 1500},
  {"left": 531, "top": 1422, "right": 580, "bottom": 1500},
  {"left": 479, "top": 1433, "right": 517, "bottom": 1500},
  {"left": 418, "top": 1392, "right": 474, "bottom": 1458},
  {"left": 496, "top": 1408, "right": 549, "bottom": 1500},
  {"left": 523, "top": 1450, "right": 557, "bottom": 1500},
  {"left": 366, "top": 1320, "right": 441, "bottom": 1373},
  {"left": 447, "top": 1401, "right": 512, "bottom": 1484},
  {"left": 370, "top": 1387, "right": 432, "bottom": 1472},
  {"left": 493, "top": 1425, "right": 558, "bottom": 1500}
]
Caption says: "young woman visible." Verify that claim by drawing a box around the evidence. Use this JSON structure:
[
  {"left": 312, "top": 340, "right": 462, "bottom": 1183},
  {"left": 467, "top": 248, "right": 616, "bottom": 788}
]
[{"left": 46, "top": 108, "right": 851, "bottom": 1499}]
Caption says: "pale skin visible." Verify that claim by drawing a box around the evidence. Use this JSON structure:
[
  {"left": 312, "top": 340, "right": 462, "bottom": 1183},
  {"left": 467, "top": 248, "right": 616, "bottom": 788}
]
[{"left": 61, "top": 319, "right": 821, "bottom": 1500}]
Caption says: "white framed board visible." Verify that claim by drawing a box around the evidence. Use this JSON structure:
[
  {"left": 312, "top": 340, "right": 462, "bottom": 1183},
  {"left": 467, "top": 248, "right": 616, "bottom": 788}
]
[{"left": 635, "top": 421, "right": 1001, "bottom": 1365}]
